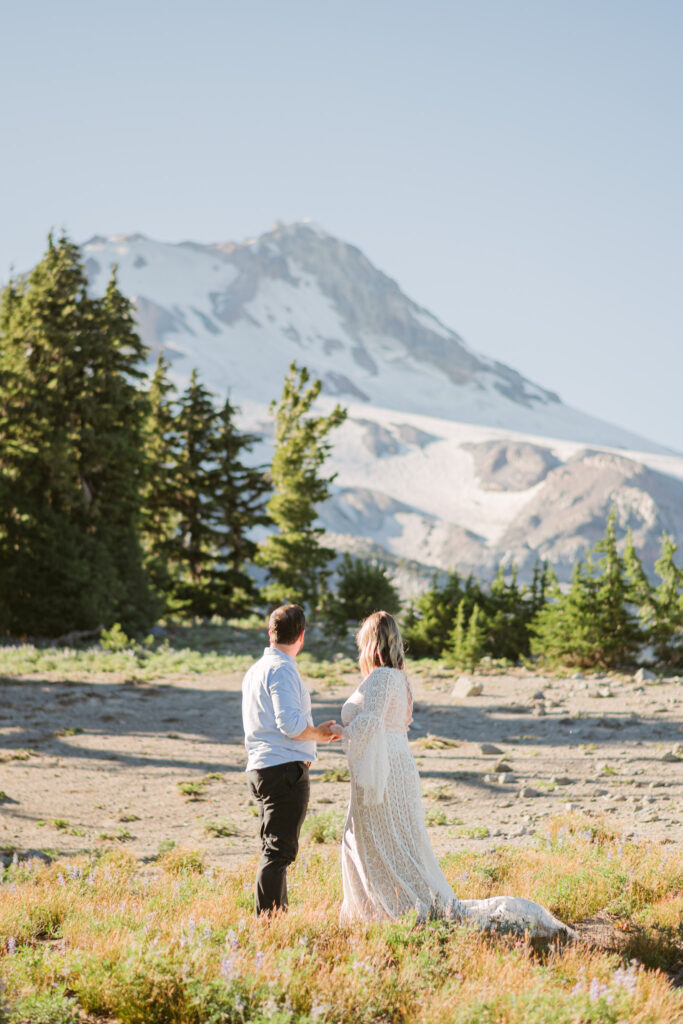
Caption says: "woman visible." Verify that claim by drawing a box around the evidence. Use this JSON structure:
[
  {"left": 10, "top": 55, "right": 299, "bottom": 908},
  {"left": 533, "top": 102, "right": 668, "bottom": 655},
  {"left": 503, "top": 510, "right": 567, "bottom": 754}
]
[{"left": 339, "top": 611, "right": 572, "bottom": 938}]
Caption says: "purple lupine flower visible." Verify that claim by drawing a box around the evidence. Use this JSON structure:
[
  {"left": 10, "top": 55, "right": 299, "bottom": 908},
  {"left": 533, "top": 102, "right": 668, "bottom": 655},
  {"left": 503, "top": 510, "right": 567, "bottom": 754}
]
[
  {"left": 7, "top": 937, "right": 16, "bottom": 954},
  {"left": 221, "top": 954, "right": 238, "bottom": 982}
]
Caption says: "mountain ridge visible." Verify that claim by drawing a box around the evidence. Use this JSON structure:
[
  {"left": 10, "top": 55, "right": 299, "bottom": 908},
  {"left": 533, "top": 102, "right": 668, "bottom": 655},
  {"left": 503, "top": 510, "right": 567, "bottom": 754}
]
[{"left": 80, "top": 222, "right": 683, "bottom": 584}]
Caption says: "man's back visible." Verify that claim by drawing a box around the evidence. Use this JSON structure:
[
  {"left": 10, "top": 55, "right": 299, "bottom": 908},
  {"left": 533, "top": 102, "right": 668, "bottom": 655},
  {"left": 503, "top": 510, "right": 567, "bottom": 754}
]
[{"left": 242, "top": 646, "right": 316, "bottom": 771}]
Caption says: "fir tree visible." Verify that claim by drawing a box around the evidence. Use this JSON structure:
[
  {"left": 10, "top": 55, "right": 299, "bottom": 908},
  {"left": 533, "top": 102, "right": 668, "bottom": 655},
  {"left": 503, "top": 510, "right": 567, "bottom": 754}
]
[
  {"left": 140, "top": 353, "right": 179, "bottom": 598},
  {"left": 0, "top": 234, "right": 153, "bottom": 636},
  {"left": 463, "top": 603, "right": 487, "bottom": 669},
  {"left": 487, "top": 563, "right": 531, "bottom": 661},
  {"left": 324, "top": 554, "right": 401, "bottom": 633},
  {"left": 256, "top": 362, "right": 346, "bottom": 612},
  {"left": 531, "top": 513, "right": 641, "bottom": 669},
  {"left": 208, "top": 395, "right": 270, "bottom": 617},
  {"left": 447, "top": 598, "right": 467, "bottom": 666},
  {"left": 402, "top": 572, "right": 466, "bottom": 658},
  {"left": 165, "top": 369, "right": 223, "bottom": 617},
  {"left": 592, "top": 509, "right": 642, "bottom": 667},
  {"left": 648, "top": 533, "right": 683, "bottom": 667}
]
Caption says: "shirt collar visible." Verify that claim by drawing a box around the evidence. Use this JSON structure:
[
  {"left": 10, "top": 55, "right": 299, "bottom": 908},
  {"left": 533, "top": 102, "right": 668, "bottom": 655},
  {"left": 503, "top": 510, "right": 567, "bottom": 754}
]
[{"left": 263, "top": 646, "right": 297, "bottom": 666}]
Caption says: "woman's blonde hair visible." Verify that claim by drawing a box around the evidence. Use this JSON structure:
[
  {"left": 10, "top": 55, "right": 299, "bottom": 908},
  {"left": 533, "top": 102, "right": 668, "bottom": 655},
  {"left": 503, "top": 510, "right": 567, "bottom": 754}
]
[{"left": 356, "top": 611, "right": 405, "bottom": 677}]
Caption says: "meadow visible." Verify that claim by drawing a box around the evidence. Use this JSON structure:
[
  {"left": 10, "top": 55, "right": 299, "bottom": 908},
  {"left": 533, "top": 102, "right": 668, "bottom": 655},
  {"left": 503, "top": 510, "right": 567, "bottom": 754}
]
[
  {"left": 0, "top": 622, "right": 681, "bottom": 1022},
  {"left": 0, "top": 815, "right": 681, "bottom": 1024}
]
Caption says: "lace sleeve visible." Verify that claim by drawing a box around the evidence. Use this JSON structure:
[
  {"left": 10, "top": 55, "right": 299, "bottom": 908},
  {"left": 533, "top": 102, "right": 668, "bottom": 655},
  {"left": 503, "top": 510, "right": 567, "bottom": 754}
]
[{"left": 342, "top": 668, "right": 396, "bottom": 806}]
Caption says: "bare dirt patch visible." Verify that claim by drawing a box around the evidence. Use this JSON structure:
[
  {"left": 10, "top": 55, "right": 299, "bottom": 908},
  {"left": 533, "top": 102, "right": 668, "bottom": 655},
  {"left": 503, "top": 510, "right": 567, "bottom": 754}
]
[{"left": 0, "top": 665, "right": 681, "bottom": 868}]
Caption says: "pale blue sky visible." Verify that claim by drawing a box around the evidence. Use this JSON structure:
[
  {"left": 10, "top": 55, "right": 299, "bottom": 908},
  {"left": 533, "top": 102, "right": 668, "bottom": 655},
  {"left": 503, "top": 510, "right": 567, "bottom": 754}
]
[{"left": 3, "top": 0, "right": 681, "bottom": 450}]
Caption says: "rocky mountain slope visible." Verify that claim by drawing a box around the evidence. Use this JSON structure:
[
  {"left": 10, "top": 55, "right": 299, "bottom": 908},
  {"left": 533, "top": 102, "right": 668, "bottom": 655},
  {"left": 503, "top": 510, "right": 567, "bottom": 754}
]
[{"left": 82, "top": 222, "right": 683, "bottom": 584}]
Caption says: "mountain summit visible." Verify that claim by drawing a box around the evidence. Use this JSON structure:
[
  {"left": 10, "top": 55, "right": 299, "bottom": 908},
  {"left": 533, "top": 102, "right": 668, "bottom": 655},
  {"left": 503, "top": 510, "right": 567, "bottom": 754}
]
[
  {"left": 82, "top": 223, "right": 683, "bottom": 582},
  {"left": 84, "top": 222, "right": 660, "bottom": 451}
]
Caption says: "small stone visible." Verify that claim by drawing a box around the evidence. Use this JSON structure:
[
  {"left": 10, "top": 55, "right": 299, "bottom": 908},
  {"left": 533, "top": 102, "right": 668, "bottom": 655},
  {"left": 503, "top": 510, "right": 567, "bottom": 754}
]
[
  {"left": 452, "top": 675, "right": 483, "bottom": 699},
  {"left": 532, "top": 705, "right": 546, "bottom": 717},
  {"left": 551, "top": 776, "right": 572, "bottom": 786},
  {"left": 594, "top": 788, "right": 608, "bottom": 796},
  {"left": 494, "top": 761, "right": 513, "bottom": 773},
  {"left": 484, "top": 774, "right": 495, "bottom": 784},
  {"left": 519, "top": 786, "right": 541, "bottom": 798},
  {"left": 497, "top": 773, "right": 512, "bottom": 784},
  {"left": 572, "top": 673, "right": 585, "bottom": 680},
  {"left": 479, "top": 743, "right": 503, "bottom": 755},
  {"left": 532, "top": 690, "right": 545, "bottom": 700},
  {"left": 564, "top": 802, "right": 575, "bottom": 812},
  {"left": 662, "top": 752, "right": 682, "bottom": 763},
  {"left": 635, "top": 667, "right": 657, "bottom": 683},
  {"left": 597, "top": 687, "right": 613, "bottom": 698}
]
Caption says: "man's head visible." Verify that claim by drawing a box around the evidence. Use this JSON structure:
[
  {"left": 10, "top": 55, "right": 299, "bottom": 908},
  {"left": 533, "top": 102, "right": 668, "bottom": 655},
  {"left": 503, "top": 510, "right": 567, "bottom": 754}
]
[{"left": 268, "top": 604, "right": 306, "bottom": 653}]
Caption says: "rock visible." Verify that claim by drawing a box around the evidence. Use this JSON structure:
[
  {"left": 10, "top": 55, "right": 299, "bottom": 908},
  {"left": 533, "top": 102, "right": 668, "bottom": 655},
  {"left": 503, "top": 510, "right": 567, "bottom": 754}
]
[
  {"left": 594, "top": 788, "right": 609, "bottom": 796},
  {"left": 497, "top": 773, "right": 512, "bottom": 784},
  {"left": 662, "top": 752, "right": 682, "bottom": 763},
  {"left": 572, "top": 673, "right": 585, "bottom": 680},
  {"left": 671, "top": 744, "right": 683, "bottom": 757},
  {"left": 532, "top": 705, "right": 546, "bottom": 717},
  {"left": 479, "top": 743, "right": 503, "bottom": 755},
  {"left": 532, "top": 690, "right": 545, "bottom": 700},
  {"left": 551, "top": 776, "right": 572, "bottom": 786},
  {"left": 452, "top": 675, "right": 483, "bottom": 698},
  {"left": 494, "top": 761, "right": 513, "bottom": 773},
  {"left": 519, "top": 786, "right": 541, "bottom": 798},
  {"left": 596, "top": 687, "right": 613, "bottom": 698},
  {"left": 563, "top": 802, "right": 575, "bottom": 811},
  {"left": 635, "top": 667, "right": 657, "bottom": 683}
]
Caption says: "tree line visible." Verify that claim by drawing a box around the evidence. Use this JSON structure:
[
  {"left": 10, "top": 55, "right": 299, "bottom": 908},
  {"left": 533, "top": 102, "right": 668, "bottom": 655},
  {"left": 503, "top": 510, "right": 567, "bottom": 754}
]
[
  {"left": 401, "top": 514, "right": 683, "bottom": 670},
  {"left": 0, "top": 234, "right": 345, "bottom": 637}
]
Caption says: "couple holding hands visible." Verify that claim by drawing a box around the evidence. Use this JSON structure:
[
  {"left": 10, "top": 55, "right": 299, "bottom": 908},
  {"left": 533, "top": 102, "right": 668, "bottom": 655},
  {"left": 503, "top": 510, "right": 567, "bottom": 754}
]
[{"left": 242, "top": 604, "right": 572, "bottom": 937}]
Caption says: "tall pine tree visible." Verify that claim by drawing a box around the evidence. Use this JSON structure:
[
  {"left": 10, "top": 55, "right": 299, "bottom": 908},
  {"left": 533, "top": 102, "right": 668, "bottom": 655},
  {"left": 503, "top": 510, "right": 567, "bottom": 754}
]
[
  {"left": 648, "top": 533, "right": 683, "bottom": 667},
  {"left": 0, "top": 233, "right": 153, "bottom": 636},
  {"left": 208, "top": 395, "right": 270, "bottom": 617},
  {"left": 256, "top": 362, "right": 346, "bottom": 612}
]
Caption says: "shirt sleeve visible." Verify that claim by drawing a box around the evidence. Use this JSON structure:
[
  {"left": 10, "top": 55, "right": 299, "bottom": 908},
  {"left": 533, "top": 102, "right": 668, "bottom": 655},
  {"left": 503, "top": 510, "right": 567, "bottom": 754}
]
[{"left": 270, "top": 663, "right": 310, "bottom": 739}]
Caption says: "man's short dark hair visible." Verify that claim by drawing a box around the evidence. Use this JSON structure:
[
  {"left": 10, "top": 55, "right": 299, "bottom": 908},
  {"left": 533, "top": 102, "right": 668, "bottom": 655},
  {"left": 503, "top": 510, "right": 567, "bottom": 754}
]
[{"left": 268, "top": 604, "right": 306, "bottom": 645}]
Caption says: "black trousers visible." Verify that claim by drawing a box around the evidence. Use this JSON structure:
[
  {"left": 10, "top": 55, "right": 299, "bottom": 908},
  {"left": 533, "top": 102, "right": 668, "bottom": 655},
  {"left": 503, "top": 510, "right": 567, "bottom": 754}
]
[{"left": 247, "top": 760, "right": 310, "bottom": 915}]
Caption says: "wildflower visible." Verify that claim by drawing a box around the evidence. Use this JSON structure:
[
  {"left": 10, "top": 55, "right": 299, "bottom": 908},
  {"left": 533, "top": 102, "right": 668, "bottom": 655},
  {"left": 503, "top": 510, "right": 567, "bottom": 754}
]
[
  {"left": 234, "top": 995, "right": 245, "bottom": 1011},
  {"left": 226, "top": 928, "right": 239, "bottom": 950},
  {"left": 255, "top": 951, "right": 265, "bottom": 968},
  {"left": 57, "top": 873, "right": 65, "bottom": 886},
  {"left": 11, "top": 853, "right": 18, "bottom": 867},
  {"left": 203, "top": 926, "right": 212, "bottom": 942},
  {"left": 588, "top": 977, "right": 613, "bottom": 1004},
  {"left": 221, "top": 953, "right": 238, "bottom": 982},
  {"left": 612, "top": 965, "right": 637, "bottom": 995},
  {"left": 187, "top": 917, "right": 196, "bottom": 941},
  {"left": 7, "top": 938, "right": 16, "bottom": 955}
]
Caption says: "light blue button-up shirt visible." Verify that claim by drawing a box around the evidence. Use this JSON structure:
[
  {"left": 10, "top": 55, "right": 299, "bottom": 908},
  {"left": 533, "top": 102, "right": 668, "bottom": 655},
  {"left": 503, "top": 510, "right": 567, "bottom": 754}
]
[{"left": 242, "top": 647, "right": 317, "bottom": 771}]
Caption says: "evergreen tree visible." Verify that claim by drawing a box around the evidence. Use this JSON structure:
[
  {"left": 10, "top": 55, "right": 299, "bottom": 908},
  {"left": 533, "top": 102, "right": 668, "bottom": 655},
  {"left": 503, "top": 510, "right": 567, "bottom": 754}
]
[
  {"left": 463, "top": 603, "right": 487, "bottom": 669},
  {"left": 531, "top": 513, "right": 641, "bottom": 669},
  {"left": 447, "top": 598, "right": 467, "bottom": 666},
  {"left": 487, "top": 563, "right": 531, "bottom": 661},
  {"left": 324, "top": 554, "right": 401, "bottom": 633},
  {"left": 140, "top": 353, "right": 179, "bottom": 598},
  {"left": 402, "top": 572, "right": 466, "bottom": 658},
  {"left": 164, "top": 369, "right": 223, "bottom": 617},
  {"left": 256, "top": 362, "right": 346, "bottom": 611},
  {"left": 530, "top": 558, "right": 602, "bottom": 668},
  {"left": 648, "top": 533, "right": 683, "bottom": 667},
  {"left": 592, "top": 509, "right": 642, "bottom": 666},
  {"left": 208, "top": 395, "right": 270, "bottom": 617},
  {"left": 0, "top": 234, "right": 154, "bottom": 636}
]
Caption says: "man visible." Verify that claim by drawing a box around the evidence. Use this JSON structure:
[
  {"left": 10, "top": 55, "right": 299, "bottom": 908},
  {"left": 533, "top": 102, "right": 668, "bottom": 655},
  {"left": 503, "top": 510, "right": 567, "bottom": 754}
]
[{"left": 242, "top": 603, "right": 341, "bottom": 914}]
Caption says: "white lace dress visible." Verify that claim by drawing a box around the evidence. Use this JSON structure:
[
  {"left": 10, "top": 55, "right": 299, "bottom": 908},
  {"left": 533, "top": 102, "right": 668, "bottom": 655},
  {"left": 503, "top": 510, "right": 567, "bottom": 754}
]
[{"left": 340, "top": 667, "right": 572, "bottom": 938}]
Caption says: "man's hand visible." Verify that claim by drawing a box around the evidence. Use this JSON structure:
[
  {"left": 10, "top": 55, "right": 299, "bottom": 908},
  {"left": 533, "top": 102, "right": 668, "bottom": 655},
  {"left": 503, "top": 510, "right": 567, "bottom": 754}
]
[
  {"left": 291, "top": 720, "right": 343, "bottom": 743},
  {"left": 314, "top": 720, "right": 343, "bottom": 743}
]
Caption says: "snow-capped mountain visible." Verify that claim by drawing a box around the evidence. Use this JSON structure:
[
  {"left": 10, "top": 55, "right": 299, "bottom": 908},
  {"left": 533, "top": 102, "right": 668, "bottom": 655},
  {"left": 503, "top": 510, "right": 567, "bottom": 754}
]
[{"left": 82, "top": 222, "right": 683, "bottom": 584}]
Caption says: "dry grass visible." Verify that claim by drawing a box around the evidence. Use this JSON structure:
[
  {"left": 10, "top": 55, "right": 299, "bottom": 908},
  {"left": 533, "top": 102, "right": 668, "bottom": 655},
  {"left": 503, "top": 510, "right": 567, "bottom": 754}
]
[{"left": 0, "top": 815, "right": 681, "bottom": 1023}]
